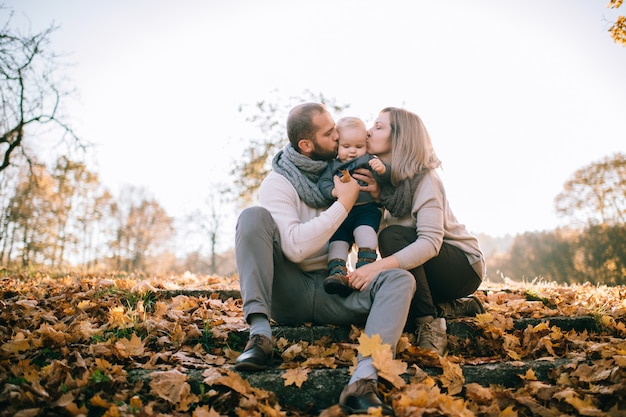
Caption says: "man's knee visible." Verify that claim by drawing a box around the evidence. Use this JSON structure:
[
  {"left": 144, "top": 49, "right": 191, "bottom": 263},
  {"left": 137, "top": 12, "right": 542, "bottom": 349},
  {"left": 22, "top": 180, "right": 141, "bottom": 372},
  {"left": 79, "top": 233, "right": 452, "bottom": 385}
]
[
  {"left": 237, "top": 206, "right": 272, "bottom": 231},
  {"left": 379, "top": 269, "right": 416, "bottom": 295}
]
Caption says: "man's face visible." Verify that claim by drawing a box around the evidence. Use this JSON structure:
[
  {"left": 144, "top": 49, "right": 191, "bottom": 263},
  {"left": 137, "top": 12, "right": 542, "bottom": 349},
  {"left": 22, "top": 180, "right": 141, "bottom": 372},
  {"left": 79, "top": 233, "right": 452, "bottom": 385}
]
[{"left": 309, "top": 111, "right": 339, "bottom": 161}]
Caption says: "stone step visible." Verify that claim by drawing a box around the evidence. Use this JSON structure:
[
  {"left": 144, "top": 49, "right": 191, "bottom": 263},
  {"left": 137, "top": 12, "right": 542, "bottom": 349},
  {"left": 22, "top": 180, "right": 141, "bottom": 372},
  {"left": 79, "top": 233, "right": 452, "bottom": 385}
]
[
  {"left": 152, "top": 289, "right": 600, "bottom": 412},
  {"left": 231, "top": 315, "right": 599, "bottom": 345},
  {"left": 127, "top": 357, "right": 572, "bottom": 413}
]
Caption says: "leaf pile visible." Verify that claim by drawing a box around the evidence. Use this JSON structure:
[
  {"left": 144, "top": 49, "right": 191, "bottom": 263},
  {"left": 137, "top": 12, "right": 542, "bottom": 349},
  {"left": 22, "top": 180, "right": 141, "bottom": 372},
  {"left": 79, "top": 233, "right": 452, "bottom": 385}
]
[{"left": 1, "top": 271, "right": 626, "bottom": 416}]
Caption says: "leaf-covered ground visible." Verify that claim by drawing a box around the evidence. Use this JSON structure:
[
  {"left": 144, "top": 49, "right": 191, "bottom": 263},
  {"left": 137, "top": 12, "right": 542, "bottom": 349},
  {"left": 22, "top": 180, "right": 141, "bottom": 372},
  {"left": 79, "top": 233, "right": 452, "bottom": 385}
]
[{"left": 1, "top": 270, "right": 626, "bottom": 416}]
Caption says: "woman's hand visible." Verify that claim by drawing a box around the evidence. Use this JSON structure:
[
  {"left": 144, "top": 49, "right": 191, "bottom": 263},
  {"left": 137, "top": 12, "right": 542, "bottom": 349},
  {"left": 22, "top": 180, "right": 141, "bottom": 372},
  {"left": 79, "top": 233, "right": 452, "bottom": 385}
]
[
  {"left": 347, "top": 255, "right": 401, "bottom": 291},
  {"left": 352, "top": 168, "right": 381, "bottom": 202}
]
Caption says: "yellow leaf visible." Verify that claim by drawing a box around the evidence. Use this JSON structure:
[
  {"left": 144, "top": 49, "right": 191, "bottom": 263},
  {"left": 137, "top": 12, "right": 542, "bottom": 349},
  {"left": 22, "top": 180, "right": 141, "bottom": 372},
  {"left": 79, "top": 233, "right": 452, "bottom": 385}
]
[
  {"left": 564, "top": 395, "right": 604, "bottom": 415},
  {"left": 499, "top": 404, "right": 518, "bottom": 417},
  {"left": 129, "top": 395, "right": 142, "bottom": 409},
  {"left": 519, "top": 368, "right": 537, "bottom": 381},
  {"left": 2, "top": 332, "right": 30, "bottom": 353},
  {"left": 281, "top": 343, "right": 303, "bottom": 361},
  {"left": 102, "top": 405, "right": 120, "bottom": 417},
  {"left": 77, "top": 300, "right": 96, "bottom": 310},
  {"left": 464, "top": 382, "right": 494, "bottom": 404},
  {"left": 281, "top": 367, "right": 310, "bottom": 388},
  {"left": 505, "top": 349, "right": 521, "bottom": 360},
  {"left": 439, "top": 356, "right": 464, "bottom": 395},
  {"left": 372, "top": 348, "right": 406, "bottom": 388},
  {"left": 193, "top": 406, "right": 222, "bottom": 417},
  {"left": 357, "top": 333, "right": 390, "bottom": 358},
  {"left": 90, "top": 393, "right": 111, "bottom": 409}
]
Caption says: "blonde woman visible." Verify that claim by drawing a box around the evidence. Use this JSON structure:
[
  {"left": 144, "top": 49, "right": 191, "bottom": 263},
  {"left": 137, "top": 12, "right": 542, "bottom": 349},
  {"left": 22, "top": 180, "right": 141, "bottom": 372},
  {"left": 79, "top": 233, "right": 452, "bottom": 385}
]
[{"left": 346, "top": 107, "right": 486, "bottom": 355}]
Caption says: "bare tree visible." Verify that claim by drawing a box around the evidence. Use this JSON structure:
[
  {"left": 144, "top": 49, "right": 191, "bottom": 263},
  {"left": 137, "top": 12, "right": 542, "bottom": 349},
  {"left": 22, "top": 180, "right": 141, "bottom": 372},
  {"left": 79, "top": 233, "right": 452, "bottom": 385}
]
[{"left": 1, "top": 10, "right": 81, "bottom": 172}]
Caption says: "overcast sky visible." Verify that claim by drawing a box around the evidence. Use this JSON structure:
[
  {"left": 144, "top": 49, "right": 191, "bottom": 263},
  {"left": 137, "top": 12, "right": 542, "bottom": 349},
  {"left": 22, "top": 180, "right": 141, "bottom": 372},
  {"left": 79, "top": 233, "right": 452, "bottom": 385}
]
[{"left": 4, "top": 0, "right": 626, "bottom": 253}]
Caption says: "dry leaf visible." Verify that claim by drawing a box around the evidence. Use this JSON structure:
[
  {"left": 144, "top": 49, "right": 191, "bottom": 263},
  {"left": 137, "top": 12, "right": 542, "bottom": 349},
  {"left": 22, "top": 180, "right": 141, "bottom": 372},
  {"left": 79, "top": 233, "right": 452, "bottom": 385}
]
[
  {"left": 438, "top": 356, "right": 464, "bottom": 395},
  {"left": 114, "top": 333, "right": 145, "bottom": 358},
  {"left": 371, "top": 348, "right": 406, "bottom": 388},
  {"left": 282, "top": 367, "right": 310, "bottom": 388},
  {"left": 357, "top": 333, "right": 390, "bottom": 357}
]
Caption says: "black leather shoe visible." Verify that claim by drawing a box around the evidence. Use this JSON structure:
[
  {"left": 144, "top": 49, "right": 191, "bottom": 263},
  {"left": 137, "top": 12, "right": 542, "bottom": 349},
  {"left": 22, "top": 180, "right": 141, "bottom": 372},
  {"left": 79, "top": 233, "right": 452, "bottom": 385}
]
[
  {"left": 436, "top": 295, "right": 485, "bottom": 319},
  {"left": 234, "top": 334, "right": 273, "bottom": 371},
  {"left": 339, "top": 379, "right": 394, "bottom": 416},
  {"left": 324, "top": 272, "right": 353, "bottom": 297}
]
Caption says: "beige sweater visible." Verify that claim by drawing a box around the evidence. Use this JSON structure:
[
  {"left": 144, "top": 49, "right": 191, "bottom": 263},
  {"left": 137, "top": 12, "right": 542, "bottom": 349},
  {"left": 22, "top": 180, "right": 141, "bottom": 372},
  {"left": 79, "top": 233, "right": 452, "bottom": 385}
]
[
  {"left": 259, "top": 171, "right": 348, "bottom": 271},
  {"left": 383, "top": 170, "right": 486, "bottom": 279}
]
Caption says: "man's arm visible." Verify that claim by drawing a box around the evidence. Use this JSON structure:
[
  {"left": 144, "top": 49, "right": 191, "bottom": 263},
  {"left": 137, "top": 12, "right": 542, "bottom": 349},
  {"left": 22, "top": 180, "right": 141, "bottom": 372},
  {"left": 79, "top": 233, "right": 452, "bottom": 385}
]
[{"left": 259, "top": 173, "right": 358, "bottom": 263}]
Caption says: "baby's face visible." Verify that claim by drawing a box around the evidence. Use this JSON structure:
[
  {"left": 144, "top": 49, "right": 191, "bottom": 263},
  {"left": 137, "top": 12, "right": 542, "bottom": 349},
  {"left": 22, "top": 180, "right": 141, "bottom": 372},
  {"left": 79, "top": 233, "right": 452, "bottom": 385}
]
[{"left": 337, "top": 127, "right": 368, "bottom": 162}]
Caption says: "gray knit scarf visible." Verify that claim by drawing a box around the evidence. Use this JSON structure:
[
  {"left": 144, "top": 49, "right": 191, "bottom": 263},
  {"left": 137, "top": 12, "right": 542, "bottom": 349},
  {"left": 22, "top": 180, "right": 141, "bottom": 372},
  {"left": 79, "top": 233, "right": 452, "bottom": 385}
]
[
  {"left": 379, "top": 169, "right": 428, "bottom": 217},
  {"left": 272, "top": 144, "right": 331, "bottom": 208}
]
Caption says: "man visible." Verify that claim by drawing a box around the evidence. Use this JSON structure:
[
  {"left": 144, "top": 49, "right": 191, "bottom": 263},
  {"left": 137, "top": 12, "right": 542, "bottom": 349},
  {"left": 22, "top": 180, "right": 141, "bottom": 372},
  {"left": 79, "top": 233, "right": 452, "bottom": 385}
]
[{"left": 234, "top": 102, "right": 415, "bottom": 416}]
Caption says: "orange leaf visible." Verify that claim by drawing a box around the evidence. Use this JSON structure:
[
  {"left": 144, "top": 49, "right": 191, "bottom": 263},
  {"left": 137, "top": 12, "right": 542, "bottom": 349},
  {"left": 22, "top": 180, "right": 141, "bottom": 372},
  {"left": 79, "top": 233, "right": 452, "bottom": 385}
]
[
  {"left": 519, "top": 368, "right": 538, "bottom": 381},
  {"left": 214, "top": 370, "right": 253, "bottom": 394},
  {"left": 149, "top": 369, "right": 198, "bottom": 410},
  {"left": 114, "top": 333, "right": 145, "bottom": 358},
  {"left": 439, "top": 356, "right": 464, "bottom": 395},
  {"left": 282, "top": 367, "right": 310, "bottom": 388},
  {"left": 89, "top": 393, "right": 111, "bottom": 409}
]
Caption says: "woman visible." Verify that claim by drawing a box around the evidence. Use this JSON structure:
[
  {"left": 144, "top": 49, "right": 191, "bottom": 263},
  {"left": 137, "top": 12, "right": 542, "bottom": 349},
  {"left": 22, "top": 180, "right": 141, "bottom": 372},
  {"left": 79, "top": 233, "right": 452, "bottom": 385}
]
[{"left": 346, "top": 107, "right": 486, "bottom": 355}]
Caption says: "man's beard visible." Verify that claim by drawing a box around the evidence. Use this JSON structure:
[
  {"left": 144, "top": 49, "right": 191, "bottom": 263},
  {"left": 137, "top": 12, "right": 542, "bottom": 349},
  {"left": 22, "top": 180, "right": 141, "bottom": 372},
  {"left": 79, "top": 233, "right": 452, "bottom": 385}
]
[{"left": 309, "top": 141, "right": 338, "bottom": 161}]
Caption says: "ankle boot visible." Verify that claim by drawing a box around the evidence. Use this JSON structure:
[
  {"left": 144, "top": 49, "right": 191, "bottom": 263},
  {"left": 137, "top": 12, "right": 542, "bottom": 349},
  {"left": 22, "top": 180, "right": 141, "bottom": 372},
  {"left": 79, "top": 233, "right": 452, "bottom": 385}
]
[
  {"left": 324, "top": 258, "right": 352, "bottom": 297},
  {"left": 356, "top": 248, "right": 377, "bottom": 268}
]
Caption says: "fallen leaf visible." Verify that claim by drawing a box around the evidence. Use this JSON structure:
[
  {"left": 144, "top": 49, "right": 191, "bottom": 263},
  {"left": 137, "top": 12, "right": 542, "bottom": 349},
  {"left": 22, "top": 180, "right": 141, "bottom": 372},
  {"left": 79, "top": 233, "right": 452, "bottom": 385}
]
[
  {"left": 357, "top": 333, "right": 390, "bottom": 357},
  {"left": 282, "top": 367, "right": 310, "bottom": 388},
  {"left": 372, "top": 348, "right": 406, "bottom": 388}
]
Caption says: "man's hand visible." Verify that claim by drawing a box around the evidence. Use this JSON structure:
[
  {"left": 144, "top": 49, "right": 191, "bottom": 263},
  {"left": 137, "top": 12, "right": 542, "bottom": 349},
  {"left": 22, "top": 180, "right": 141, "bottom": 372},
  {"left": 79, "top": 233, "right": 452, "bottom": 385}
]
[
  {"left": 333, "top": 174, "right": 359, "bottom": 211},
  {"left": 352, "top": 168, "right": 380, "bottom": 202}
]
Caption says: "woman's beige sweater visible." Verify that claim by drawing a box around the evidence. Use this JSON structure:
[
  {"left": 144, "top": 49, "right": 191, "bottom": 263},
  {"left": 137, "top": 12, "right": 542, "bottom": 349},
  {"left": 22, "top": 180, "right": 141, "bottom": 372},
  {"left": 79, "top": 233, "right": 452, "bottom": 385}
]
[{"left": 382, "top": 169, "right": 486, "bottom": 279}]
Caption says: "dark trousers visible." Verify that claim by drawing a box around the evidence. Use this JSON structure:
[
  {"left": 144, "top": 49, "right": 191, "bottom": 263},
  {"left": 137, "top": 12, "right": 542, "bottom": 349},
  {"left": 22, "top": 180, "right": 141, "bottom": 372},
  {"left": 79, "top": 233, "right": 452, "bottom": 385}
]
[{"left": 378, "top": 225, "right": 482, "bottom": 331}]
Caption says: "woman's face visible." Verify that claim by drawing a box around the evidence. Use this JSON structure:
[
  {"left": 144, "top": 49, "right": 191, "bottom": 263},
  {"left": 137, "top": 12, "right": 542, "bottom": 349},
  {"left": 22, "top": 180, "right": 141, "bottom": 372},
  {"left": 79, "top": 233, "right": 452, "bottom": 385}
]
[{"left": 367, "top": 111, "right": 392, "bottom": 160}]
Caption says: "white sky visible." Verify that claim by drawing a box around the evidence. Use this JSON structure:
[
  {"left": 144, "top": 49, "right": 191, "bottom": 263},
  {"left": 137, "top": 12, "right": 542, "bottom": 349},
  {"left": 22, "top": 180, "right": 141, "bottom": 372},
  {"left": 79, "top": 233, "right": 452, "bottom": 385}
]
[{"left": 4, "top": 0, "right": 626, "bottom": 253}]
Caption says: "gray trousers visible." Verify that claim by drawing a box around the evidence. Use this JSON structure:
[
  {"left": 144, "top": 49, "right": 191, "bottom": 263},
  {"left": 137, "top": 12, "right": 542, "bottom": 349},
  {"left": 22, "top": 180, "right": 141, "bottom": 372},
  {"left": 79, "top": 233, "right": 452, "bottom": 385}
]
[{"left": 235, "top": 206, "right": 415, "bottom": 353}]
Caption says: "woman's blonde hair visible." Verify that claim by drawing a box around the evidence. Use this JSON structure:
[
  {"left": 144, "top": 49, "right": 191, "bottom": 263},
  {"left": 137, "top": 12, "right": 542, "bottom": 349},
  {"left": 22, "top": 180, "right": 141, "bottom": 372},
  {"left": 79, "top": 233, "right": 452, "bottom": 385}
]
[{"left": 381, "top": 107, "right": 441, "bottom": 185}]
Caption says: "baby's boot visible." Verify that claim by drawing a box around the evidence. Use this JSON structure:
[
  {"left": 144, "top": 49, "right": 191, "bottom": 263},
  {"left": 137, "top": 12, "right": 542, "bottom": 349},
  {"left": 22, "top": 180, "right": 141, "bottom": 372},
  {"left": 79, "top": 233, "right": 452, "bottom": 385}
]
[
  {"left": 356, "top": 248, "right": 377, "bottom": 268},
  {"left": 323, "top": 258, "right": 352, "bottom": 297}
]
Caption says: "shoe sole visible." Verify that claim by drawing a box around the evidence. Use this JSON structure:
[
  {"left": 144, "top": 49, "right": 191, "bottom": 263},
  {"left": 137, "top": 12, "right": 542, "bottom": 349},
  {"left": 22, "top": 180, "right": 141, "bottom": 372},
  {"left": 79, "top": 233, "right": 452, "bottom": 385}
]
[
  {"left": 340, "top": 405, "right": 394, "bottom": 416},
  {"left": 233, "top": 361, "right": 269, "bottom": 372}
]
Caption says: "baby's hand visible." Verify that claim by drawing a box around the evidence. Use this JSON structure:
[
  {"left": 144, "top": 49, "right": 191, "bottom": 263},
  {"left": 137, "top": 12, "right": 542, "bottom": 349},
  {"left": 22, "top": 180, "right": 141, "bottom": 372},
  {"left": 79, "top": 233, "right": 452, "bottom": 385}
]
[{"left": 369, "top": 158, "right": 386, "bottom": 174}]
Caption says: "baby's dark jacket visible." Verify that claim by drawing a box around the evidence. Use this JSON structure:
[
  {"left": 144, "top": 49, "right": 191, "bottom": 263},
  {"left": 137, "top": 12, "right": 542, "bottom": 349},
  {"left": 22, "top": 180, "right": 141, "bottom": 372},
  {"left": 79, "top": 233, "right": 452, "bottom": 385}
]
[{"left": 318, "top": 154, "right": 391, "bottom": 204}]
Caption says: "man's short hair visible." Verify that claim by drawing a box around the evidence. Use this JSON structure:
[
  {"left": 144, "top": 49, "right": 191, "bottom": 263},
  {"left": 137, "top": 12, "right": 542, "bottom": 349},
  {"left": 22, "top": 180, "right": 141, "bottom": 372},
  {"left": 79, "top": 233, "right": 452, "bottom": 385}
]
[{"left": 286, "top": 102, "right": 327, "bottom": 151}]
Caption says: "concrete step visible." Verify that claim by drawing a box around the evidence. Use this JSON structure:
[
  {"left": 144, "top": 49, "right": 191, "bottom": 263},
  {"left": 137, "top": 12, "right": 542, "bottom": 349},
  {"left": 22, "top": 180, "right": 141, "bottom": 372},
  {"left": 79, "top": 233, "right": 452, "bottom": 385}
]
[
  {"left": 127, "top": 356, "right": 573, "bottom": 413},
  {"left": 150, "top": 289, "right": 600, "bottom": 412}
]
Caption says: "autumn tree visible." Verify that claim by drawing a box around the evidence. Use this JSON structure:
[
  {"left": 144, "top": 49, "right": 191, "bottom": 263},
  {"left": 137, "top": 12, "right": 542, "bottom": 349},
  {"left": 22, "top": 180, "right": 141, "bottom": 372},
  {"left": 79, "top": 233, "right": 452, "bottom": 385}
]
[
  {"left": 493, "top": 230, "right": 583, "bottom": 283},
  {"left": 0, "top": 155, "right": 111, "bottom": 269},
  {"left": 49, "top": 156, "right": 113, "bottom": 268},
  {"left": 0, "top": 10, "right": 82, "bottom": 172},
  {"left": 554, "top": 153, "right": 625, "bottom": 228},
  {"left": 608, "top": 0, "right": 626, "bottom": 46},
  {"left": 109, "top": 186, "right": 174, "bottom": 272},
  {"left": 3, "top": 162, "right": 57, "bottom": 266},
  {"left": 232, "top": 90, "right": 349, "bottom": 205}
]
